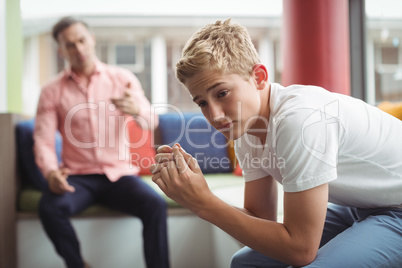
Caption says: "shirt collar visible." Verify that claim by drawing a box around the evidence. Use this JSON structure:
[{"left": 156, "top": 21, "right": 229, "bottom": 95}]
[{"left": 64, "top": 58, "right": 104, "bottom": 80}]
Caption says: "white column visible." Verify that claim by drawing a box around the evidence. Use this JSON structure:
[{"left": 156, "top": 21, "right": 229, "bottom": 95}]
[
  {"left": 22, "top": 37, "right": 41, "bottom": 116},
  {"left": 151, "top": 35, "right": 168, "bottom": 114},
  {"left": 0, "top": 0, "right": 7, "bottom": 112},
  {"left": 258, "top": 35, "right": 276, "bottom": 83}
]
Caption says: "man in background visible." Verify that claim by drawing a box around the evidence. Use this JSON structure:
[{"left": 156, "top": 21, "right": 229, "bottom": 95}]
[{"left": 34, "top": 16, "right": 169, "bottom": 268}]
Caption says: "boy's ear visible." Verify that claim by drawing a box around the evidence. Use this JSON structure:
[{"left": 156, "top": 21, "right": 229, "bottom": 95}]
[{"left": 252, "top": 64, "right": 269, "bottom": 90}]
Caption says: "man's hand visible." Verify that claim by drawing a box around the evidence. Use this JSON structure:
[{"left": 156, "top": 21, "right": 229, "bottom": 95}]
[
  {"left": 47, "top": 168, "right": 75, "bottom": 194},
  {"left": 110, "top": 82, "right": 140, "bottom": 115},
  {"left": 150, "top": 144, "right": 214, "bottom": 215}
]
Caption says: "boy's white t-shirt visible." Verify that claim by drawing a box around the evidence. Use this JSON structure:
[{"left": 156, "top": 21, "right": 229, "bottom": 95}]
[{"left": 235, "top": 83, "right": 402, "bottom": 208}]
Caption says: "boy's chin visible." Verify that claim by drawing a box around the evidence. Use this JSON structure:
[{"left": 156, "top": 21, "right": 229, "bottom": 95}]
[{"left": 219, "top": 130, "right": 244, "bottom": 141}]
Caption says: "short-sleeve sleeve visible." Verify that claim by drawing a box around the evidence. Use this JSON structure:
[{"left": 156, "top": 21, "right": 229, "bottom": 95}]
[
  {"left": 234, "top": 135, "right": 270, "bottom": 182},
  {"left": 273, "top": 108, "right": 339, "bottom": 192}
]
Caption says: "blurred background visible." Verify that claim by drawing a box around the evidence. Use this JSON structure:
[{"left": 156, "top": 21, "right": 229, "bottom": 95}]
[
  {"left": 1, "top": 1, "right": 402, "bottom": 267},
  {"left": 1, "top": 0, "right": 402, "bottom": 116}
]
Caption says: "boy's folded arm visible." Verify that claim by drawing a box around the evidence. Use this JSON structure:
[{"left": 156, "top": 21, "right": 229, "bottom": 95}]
[
  {"left": 197, "top": 183, "right": 329, "bottom": 267},
  {"left": 152, "top": 143, "right": 328, "bottom": 266},
  {"left": 241, "top": 176, "right": 278, "bottom": 221}
]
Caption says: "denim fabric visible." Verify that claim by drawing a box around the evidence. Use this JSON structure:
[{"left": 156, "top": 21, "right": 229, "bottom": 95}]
[{"left": 231, "top": 203, "right": 402, "bottom": 268}]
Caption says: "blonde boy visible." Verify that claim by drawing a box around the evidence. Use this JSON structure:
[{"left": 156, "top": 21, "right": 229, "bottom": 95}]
[{"left": 151, "top": 19, "right": 402, "bottom": 267}]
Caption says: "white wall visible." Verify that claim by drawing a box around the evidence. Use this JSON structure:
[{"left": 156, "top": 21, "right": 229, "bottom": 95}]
[{"left": 0, "top": 0, "right": 7, "bottom": 112}]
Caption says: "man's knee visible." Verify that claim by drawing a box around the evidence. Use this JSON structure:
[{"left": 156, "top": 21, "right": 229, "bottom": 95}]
[
  {"left": 147, "top": 194, "right": 168, "bottom": 217},
  {"left": 140, "top": 189, "right": 167, "bottom": 210},
  {"left": 39, "top": 192, "right": 74, "bottom": 218}
]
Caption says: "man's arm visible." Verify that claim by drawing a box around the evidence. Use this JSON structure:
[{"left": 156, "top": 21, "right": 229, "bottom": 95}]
[
  {"left": 33, "top": 87, "right": 60, "bottom": 179},
  {"left": 152, "top": 144, "right": 328, "bottom": 267},
  {"left": 33, "top": 87, "right": 75, "bottom": 194}
]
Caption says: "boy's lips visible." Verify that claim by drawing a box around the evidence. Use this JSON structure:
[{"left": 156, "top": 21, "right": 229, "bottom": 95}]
[{"left": 216, "top": 122, "right": 234, "bottom": 131}]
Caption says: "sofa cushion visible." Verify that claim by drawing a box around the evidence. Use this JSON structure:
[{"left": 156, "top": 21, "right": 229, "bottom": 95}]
[
  {"left": 127, "top": 120, "right": 156, "bottom": 175},
  {"left": 157, "top": 113, "right": 233, "bottom": 174},
  {"left": 16, "top": 117, "right": 157, "bottom": 190},
  {"left": 15, "top": 119, "right": 62, "bottom": 191},
  {"left": 17, "top": 174, "right": 243, "bottom": 214},
  {"left": 233, "top": 163, "right": 243, "bottom": 176}
]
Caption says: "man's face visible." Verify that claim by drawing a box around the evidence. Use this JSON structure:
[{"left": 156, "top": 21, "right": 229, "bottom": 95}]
[
  {"left": 57, "top": 23, "right": 96, "bottom": 72},
  {"left": 185, "top": 70, "right": 262, "bottom": 140}
]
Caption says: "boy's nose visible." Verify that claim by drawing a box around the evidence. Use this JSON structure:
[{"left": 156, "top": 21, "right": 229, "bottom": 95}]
[{"left": 209, "top": 104, "right": 225, "bottom": 121}]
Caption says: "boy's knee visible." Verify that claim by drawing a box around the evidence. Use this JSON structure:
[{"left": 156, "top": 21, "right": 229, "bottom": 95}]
[
  {"left": 230, "top": 247, "right": 288, "bottom": 268},
  {"left": 230, "top": 250, "right": 246, "bottom": 268}
]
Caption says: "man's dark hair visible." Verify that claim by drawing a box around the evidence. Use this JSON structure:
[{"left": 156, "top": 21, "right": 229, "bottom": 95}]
[{"left": 52, "top": 16, "right": 90, "bottom": 42}]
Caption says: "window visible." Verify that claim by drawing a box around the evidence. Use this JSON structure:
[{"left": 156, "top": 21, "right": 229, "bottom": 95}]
[
  {"left": 366, "top": 0, "right": 402, "bottom": 103},
  {"left": 166, "top": 42, "right": 198, "bottom": 112},
  {"left": 96, "top": 41, "right": 152, "bottom": 102},
  {"left": 108, "top": 43, "right": 144, "bottom": 73},
  {"left": 373, "top": 39, "right": 402, "bottom": 102}
]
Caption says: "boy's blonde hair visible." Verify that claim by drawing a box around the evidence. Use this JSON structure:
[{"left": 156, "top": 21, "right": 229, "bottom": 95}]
[{"left": 176, "top": 19, "right": 260, "bottom": 84}]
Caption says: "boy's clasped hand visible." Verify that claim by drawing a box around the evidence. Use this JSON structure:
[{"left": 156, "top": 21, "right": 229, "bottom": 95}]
[{"left": 150, "top": 144, "right": 213, "bottom": 215}]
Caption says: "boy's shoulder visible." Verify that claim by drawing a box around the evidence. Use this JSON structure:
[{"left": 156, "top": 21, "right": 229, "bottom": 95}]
[
  {"left": 273, "top": 83, "right": 329, "bottom": 101},
  {"left": 270, "top": 83, "right": 333, "bottom": 116}
]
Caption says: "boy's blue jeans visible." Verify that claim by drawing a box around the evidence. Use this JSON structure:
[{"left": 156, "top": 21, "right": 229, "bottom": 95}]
[
  {"left": 231, "top": 203, "right": 402, "bottom": 268},
  {"left": 39, "top": 174, "right": 170, "bottom": 268}
]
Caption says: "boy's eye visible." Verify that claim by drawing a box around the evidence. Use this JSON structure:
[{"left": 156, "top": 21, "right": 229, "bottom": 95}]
[
  {"left": 217, "top": 91, "right": 228, "bottom": 98},
  {"left": 198, "top": 101, "right": 207, "bottom": 108}
]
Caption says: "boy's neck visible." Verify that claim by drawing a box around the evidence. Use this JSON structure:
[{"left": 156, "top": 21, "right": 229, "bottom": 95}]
[{"left": 248, "top": 82, "right": 271, "bottom": 143}]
